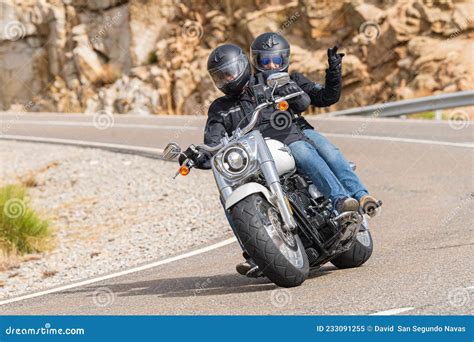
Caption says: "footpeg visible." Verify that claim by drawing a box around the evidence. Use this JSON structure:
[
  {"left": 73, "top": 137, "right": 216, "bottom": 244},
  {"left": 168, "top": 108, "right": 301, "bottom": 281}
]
[
  {"left": 236, "top": 260, "right": 264, "bottom": 278},
  {"left": 364, "top": 200, "right": 383, "bottom": 218},
  {"left": 246, "top": 266, "right": 264, "bottom": 278}
]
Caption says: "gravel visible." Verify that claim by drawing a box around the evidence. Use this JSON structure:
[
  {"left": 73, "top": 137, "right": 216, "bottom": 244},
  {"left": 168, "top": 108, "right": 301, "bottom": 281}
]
[{"left": 0, "top": 141, "right": 232, "bottom": 299}]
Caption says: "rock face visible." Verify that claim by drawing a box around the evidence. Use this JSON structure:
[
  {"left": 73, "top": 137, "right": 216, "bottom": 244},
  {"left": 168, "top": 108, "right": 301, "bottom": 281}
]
[{"left": 0, "top": 0, "right": 472, "bottom": 115}]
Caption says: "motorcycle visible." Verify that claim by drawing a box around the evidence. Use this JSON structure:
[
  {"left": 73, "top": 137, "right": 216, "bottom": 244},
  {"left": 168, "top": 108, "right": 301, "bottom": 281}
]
[{"left": 163, "top": 72, "right": 374, "bottom": 288}]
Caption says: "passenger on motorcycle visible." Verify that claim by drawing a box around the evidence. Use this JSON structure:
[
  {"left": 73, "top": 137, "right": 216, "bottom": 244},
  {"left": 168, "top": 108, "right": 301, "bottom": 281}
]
[{"left": 250, "top": 32, "right": 381, "bottom": 217}]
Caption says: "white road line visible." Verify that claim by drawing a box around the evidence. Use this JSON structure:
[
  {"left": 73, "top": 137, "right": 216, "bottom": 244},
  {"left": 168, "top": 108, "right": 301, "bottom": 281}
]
[
  {"left": 0, "top": 237, "right": 237, "bottom": 306},
  {"left": 369, "top": 307, "right": 415, "bottom": 315},
  {"left": 0, "top": 135, "right": 164, "bottom": 155},
  {"left": 324, "top": 133, "right": 474, "bottom": 148}
]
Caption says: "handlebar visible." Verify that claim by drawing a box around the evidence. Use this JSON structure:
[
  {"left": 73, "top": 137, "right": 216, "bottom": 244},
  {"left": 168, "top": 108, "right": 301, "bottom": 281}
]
[
  {"left": 195, "top": 142, "right": 224, "bottom": 152},
  {"left": 195, "top": 90, "right": 306, "bottom": 153}
]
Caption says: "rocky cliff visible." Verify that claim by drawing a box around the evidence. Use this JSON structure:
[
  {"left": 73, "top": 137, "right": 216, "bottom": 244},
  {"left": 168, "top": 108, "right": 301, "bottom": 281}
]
[{"left": 0, "top": 0, "right": 472, "bottom": 115}]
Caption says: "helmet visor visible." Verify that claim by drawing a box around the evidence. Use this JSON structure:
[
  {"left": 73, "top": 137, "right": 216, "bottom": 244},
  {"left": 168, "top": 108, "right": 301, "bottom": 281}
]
[
  {"left": 209, "top": 54, "right": 248, "bottom": 89},
  {"left": 251, "top": 48, "right": 290, "bottom": 72}
]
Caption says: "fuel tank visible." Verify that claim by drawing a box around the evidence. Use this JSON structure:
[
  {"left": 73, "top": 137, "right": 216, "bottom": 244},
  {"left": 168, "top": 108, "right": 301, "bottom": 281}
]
[{"left": 265, "top": 138, "right": 296, "bottom": 177}]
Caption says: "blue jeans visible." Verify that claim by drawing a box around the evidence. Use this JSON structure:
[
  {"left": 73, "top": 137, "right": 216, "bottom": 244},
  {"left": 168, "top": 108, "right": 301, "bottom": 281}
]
[
  {"left": 289, "top": 140, "right": 349, "bottom": 204},
  {"left": 302, "top": 129, "right": 368, "bottom": 201}
]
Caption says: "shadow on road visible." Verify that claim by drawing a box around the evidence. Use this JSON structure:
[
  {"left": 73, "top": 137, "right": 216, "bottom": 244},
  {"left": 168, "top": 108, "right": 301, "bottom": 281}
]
[{"left": 61, "top": 266, "right": 334, "bottom": 299}]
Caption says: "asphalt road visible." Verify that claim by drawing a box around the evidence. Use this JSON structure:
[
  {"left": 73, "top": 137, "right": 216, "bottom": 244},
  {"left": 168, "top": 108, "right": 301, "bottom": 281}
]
[{"left": 0, "top": 113, "right": 473, "bottom": 315}]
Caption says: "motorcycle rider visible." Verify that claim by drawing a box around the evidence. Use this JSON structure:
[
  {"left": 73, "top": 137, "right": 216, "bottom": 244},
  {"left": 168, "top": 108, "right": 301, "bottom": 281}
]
[{"left": 250, "top": 32, "right": 381, "bottom": 216}]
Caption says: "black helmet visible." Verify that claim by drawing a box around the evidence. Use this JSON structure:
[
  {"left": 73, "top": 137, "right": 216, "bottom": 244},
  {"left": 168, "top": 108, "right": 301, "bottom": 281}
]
[
  {"left": 207, "top": 44, "right": 251, "bottom": 96},
  {"left": 250, "top": 32, "right": 290, "bottom": 72}
]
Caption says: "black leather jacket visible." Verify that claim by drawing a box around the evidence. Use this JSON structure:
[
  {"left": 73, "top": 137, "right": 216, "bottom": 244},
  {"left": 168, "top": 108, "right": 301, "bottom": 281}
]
[
  {"left": 290, "top": 67, "right": 342, "bottom": 130},
  {"left": 203, "top": 67, "right": 341, "bottom": 149},
  {"left": 204, "top": 83, "right": 310, "bottom": 148}
]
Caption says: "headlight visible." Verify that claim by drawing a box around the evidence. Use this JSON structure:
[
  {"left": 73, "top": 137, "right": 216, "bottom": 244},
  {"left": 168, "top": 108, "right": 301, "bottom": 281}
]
[
  {"left": 213, "top": 135, "right": 258, "bottom": 183},
  {"left": 222, "top": 146, "right": 248, "bottom": 174}
]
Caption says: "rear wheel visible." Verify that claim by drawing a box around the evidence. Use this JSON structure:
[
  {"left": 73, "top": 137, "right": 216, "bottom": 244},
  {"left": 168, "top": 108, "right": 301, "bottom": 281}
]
[
  {"left": 230, "top": 194, "right": 309, "bottom": 287},
  {"left": 331, "top": 228, "right": 373, "bottom": 269}
]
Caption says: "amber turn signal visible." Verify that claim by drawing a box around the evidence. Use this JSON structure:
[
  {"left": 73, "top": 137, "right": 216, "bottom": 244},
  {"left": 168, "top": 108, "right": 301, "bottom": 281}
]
[
  {"left": 179, "top": 165, "right": 190, "bottom": 176},
  {"left": 277, "top": 100, "right": 289, "bottom": 111}
]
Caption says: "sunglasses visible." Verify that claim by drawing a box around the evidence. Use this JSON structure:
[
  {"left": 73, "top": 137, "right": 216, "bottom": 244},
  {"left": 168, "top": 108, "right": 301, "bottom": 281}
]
[{"left": 259, "top": 56, "right": 283, "bottom": 66}]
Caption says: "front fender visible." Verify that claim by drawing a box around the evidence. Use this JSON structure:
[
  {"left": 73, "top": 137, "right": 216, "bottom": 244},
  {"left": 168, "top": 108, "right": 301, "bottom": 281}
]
[{"left": 224, "top": 182, "right": 273, "bottom": 210}]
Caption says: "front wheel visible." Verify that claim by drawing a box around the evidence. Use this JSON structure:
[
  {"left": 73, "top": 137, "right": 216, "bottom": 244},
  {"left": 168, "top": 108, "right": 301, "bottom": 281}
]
[
  {"left": 230, "top": 194, "right": 309, "bottom": 287},
  {"left": 330, "top": 228, "right": 374, "bottom": 269}
]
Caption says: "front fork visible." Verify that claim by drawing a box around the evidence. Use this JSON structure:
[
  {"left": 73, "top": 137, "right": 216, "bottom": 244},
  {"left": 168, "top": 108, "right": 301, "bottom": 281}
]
[
  {"left": 214, "top": 131, "right": 297, "bottom": 232},
  {"left": 255, "top": 133, "right": 297, "bottom": 231}
]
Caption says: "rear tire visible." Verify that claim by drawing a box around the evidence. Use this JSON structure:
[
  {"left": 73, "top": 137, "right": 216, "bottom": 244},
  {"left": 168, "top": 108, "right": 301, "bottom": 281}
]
[
  {"left": 230, "top": 194, "right": 309, "bottom": 287},
  {"left": 331, "top": 229, "right": 373, "bottom": 269}
]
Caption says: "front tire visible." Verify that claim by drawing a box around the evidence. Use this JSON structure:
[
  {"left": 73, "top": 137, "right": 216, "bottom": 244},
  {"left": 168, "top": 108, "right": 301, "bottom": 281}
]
[
  {"left": 230, "top": 194, "right": 309, "bottom": 287},
  {"left": 331, "top": 229, "right": 373, "bottom": 269}
]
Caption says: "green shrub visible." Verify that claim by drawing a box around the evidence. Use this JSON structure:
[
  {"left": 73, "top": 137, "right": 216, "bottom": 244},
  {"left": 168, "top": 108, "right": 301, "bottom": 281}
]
[
  {"left": 408, "top": 111, "right": 436, "bottom": 120},
  {"left": 0, "top": 184, "right": 50, "bottom": 255}
]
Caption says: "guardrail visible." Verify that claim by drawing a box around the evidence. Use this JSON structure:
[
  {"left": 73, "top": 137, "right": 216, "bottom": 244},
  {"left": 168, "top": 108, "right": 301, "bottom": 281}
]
[{"left": 329, "top": 90, "right": 474, "bottom": 117}]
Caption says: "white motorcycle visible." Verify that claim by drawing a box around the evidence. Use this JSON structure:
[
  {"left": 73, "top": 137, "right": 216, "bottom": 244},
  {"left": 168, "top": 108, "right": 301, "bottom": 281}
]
[{"left": 163, "top": 72, "right": 373, "bottom": 287}]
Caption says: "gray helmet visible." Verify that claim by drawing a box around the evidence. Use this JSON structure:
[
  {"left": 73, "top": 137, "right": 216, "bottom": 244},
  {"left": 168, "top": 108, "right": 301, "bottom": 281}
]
[
  {"left": 207, "top": 44, "right": 251, "bottom": 96},
  {"left": 250, "top": 32, "right": 290, "bottom": 72}
]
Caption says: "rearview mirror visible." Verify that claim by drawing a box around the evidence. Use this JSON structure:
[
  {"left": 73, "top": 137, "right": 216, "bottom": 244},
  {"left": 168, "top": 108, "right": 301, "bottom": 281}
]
[
  {"left": 267, "top": 72, "right": 290, "bottom": 88},
  {"left": 162, "top": 142, "right": 181, "bottom": 161}
]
